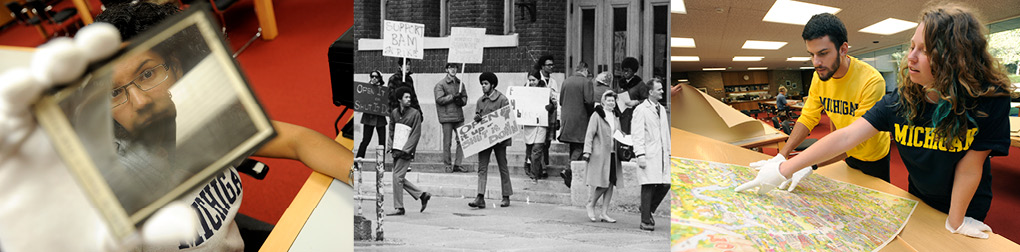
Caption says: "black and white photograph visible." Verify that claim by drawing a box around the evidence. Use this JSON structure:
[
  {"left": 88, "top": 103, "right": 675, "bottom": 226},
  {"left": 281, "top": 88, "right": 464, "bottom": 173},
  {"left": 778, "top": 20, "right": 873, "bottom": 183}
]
[{"left": 351, "top": 0, "right": 673, "bottom": 250}]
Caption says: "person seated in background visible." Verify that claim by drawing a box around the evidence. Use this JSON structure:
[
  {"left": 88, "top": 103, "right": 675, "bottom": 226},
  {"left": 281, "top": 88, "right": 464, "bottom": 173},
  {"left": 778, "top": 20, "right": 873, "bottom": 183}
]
[{"left": 775, "top": 86, "right": 796, "bottom": 119}]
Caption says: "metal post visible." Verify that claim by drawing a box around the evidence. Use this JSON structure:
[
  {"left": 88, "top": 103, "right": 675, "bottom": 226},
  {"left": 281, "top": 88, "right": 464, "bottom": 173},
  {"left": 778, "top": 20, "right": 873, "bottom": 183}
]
[
  {"left": 355, "top": 158, "right": 363, "bottom": 216},
  {"left": 375, "top": 148, "right": 385, "bottom": 241}
]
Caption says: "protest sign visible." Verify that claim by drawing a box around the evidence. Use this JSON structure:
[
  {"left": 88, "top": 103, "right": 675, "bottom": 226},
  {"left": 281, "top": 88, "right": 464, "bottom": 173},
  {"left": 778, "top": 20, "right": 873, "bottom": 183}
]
[
  {"left": 507, "top": 86, "right": 550, "bottom": 126},
  {"left": 457, "top": 105, "right": 520, "bottom": 157},
  {"left": 382, "top": 20, "right": 425, "bottom": 59},
  {"left": 447, "top": 27, "right": 485, "bottom": 64},
  {"left": 354, "top": 81, "right": 390, "bottom": 116}
]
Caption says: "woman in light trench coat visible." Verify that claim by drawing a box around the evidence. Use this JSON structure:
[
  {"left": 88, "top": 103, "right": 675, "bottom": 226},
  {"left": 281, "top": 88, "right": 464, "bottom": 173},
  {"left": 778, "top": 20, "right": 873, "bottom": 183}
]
[{"left": 582, "top": 90, "right": 624, "bottom": 223}]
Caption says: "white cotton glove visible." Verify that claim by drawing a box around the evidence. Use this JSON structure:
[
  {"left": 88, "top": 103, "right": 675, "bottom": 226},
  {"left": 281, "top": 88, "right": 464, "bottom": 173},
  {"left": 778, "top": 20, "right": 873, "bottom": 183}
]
[
  {"left": 0, "top": 22, "right": 195, "bottom": 252},
  {"left": 778, "top": 166, "right": 813, "bottom": 192},
  {"left": 945, "top": 217, "right": 993, "bottom": 239},
  {"left": 749, "top": 154, "right": 785, "bottom": 170},
  {"left": 734, "top": 162, "right": 788, "bottom": 194},
  {"left": 637, "top": 155, "right": 647, "bottom": 168}
]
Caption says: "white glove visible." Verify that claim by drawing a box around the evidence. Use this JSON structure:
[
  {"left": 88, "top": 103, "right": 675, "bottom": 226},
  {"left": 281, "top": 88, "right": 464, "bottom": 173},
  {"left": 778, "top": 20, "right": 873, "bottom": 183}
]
[
  {"left": 778, "top": 166, "right": 813, "bottom": 192},
  {"left": 735, "top": 162, "right": 788, "bottom": 194},
  {"left": 749, "top": 154, "right": 785, "bottom": 170},
  {"left": 636, "top": 156, "right": 646, "bottom": 168},
  {"left": 946, "top": 217, "right": 993, "bottom": 239}
]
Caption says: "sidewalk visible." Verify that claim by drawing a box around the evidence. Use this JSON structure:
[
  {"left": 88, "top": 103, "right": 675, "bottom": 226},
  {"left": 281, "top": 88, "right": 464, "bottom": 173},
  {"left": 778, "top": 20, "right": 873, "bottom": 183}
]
[{"left": 354, "top": 195, "right": 669, "bottom": 251}]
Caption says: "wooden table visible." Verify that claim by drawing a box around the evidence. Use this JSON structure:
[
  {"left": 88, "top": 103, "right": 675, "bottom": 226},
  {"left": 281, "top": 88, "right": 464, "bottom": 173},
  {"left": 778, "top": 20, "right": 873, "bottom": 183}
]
[
  {"left": 71, "top": 0, "right": 279, "bottom": 40},
  {"left": 728, "top": 121, "right": 788, "bottom": 150},
  {"left": 671, "top": 127, "right": 1020, "bottom": 251}
]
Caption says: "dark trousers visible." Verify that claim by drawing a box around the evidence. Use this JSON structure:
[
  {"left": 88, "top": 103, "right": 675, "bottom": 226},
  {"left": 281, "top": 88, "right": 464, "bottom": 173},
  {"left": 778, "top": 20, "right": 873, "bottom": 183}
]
[
  {"left": 526, "top": 143, "right": 546, "bottom": 178},
  {"left": 845, "top": 154, "right": 891, "bottom": 182},
  {"left": 441, "top": 122, "right": 464, "bottom": 166},
  {"left": 640, "top": 184, "right": 670, "bottom": 225},
  {"left": 392, "top": 155, "right": 424, "bottom": 209},
  {"left": 477, "top": 141, "right": 512, "bottom": 196},
  {"left": 567, "top": 142, "right": 584, "bottom": 161},
  {"left": 356, "top": 124, "right": 386, "bottom": 158}
]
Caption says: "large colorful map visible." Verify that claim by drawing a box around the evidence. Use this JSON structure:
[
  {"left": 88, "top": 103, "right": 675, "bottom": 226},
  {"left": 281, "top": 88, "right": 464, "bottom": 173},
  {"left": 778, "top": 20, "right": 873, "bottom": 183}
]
[{"left": 670, "top": 157, "right": 917, "bottom": 252}]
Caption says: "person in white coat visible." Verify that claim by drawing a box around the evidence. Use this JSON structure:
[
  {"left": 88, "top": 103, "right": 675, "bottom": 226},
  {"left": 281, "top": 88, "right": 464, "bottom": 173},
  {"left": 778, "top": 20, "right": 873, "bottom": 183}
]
[{"left": 631, "top": 78, "right": 671, "bottom": 231}]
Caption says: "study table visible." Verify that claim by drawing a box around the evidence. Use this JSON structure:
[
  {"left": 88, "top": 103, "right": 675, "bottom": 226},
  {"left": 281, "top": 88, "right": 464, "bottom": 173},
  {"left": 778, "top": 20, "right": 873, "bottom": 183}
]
[
  {"left": 762, "top": 99, "right": 805, "bottom": 110},
  {"left": 670, "top": 127, "right": 1020, "bottom": 251}
]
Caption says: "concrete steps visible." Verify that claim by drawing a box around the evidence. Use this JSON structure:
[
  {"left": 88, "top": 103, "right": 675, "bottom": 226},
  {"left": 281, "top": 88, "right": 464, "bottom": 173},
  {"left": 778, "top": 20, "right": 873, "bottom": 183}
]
[
  {"left": 356, "top": 141, "right": 573, "bottom": 177},
  {"left": 352, "top": 170, "right": 572, "bottom": 205}
]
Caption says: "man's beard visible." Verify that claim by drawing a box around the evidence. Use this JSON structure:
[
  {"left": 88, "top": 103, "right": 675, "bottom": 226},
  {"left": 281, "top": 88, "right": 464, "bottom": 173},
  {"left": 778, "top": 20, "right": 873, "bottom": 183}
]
[{"left": 818, "top": 56, "right": 841, "bottom": 81}]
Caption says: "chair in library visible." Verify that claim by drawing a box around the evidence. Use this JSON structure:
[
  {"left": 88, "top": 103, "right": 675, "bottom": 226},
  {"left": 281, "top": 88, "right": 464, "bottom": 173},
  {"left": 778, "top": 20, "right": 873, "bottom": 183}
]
[
  {"left": 24, "top": 0, "right": 79, "bottom": 36},
  {"left": 6, "top": 1, "right": 48, "bottom": 39}
]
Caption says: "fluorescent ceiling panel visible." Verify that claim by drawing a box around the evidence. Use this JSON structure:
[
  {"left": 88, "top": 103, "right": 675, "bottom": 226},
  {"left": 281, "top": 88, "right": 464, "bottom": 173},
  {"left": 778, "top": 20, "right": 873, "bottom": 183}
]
[
  {"left": 742, "top": 40, "right": 788, "bottom": 50},
  {"left": 747, "top": 67, "right": 768, "bottom": 70},
  {"left": 787, "top": 57, "right": 811, "bottom": 61},
  {"left": 671, "top": 56, "right": 700, "bottom": 62},
  {"left": 859, "top": 18, "right": 918, "bottom": 35},
  {"left": 703, "top": 68, "right": 726, "bottom": 71},
  {"left": 800, "top": 66, "right": 815, "bottom": 69},
  {"left": 671, "top": 37, "right": 696, "bottom": 48},
  {"left": 671, "top": 0, "right": 686, "bottom": 14},
  {"left": 763, "top": 0, "right": 842, "bottom": 25},
  {"left": 733, "top": 56, "right": 764, "bottom": 61}
]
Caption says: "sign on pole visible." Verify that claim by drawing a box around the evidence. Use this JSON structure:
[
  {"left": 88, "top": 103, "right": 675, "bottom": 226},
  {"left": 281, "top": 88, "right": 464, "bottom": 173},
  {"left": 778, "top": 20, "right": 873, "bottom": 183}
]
[
  {"left": 506, "top": 86, "right": 551, "bottom": 126},
  {"left": 447, "top": 27, "right": 486, "bottom": 64},
  {"left": 354, "top": 81, "right": 390, "bottom": 116},
  {"left": 382, "top": 20, "right": 425, "bottom": 59},
  {"left": 457, "top": 105, "right": 521, "bottom": 157}
]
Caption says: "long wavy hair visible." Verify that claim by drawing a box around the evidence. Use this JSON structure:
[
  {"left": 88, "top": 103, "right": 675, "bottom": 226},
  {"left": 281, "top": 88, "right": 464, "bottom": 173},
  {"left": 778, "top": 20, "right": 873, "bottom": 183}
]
[{"left": 895, "top": 2, "right": 1012, "bottom": 148}]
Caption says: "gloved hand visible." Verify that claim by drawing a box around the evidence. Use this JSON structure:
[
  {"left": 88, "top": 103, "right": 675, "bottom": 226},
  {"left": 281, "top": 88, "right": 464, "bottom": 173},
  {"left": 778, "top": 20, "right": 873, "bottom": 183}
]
[
  {"left": 734, "top": 162, "right": 788, "bottom": 194},
  {"left": 474, "top": 114, "right": 482, "bottom": 122},
  {"left": 778, "top": 166, "right": 813, "bottom": 192},
  {"left": 749, "top": 154, "right": 785, "bottom": 170},
  {"left": 636, "top": 155, "right": 646, "bottom": 168},
  {"left": 0, "top": 23, "right": 198, "bottom": 252},
  {"left": 946, "top": 217, "right": 993, "bottom": 239},
  {"left": 581, "top": 153, "right": 591, "bottom": 162}
]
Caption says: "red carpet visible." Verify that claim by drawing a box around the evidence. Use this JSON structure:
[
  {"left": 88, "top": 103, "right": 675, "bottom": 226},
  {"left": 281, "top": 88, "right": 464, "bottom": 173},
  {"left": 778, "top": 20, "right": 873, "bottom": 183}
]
[
  {"left": 761, "top": 114, "right": 1020, "bottom": 242},
  {"left": 1, "top": 0, "right": 352, "bottom": 225}
]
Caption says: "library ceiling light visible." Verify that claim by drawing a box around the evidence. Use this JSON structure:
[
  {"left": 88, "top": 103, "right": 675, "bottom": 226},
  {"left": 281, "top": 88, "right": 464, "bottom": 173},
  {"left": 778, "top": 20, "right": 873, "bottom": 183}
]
[
  {"left": 733, "top": 56, "right": 764, "bottom": 62},
  {"left": 787, "top": 57, "right": 811, "bottom": 61},
  {"left": 860, "top": 18, "right": 918, "bottom": 35},
  {"left": 742, "top": 40, "right": 787, "bottom": 50},
  {"left": 763, "top": 0, "right": 841, "bottom": 25},
  {"left": 671, "top": 0, "right": 687, "bottom": 14},
  {"left": 703, "top": 68, "right": 726, "bottom": 71},
  {"left": 671, "top": 56, "right": 700, "bottom": 62},
  {"left": 800, "top": 66, "right": 815, "bottom": 69},
  {"left": 747, "top": 67, "right": 768, "bottom": 70},
  {"left": 671, "top": 37, "right": 696, "bottom": 48}
]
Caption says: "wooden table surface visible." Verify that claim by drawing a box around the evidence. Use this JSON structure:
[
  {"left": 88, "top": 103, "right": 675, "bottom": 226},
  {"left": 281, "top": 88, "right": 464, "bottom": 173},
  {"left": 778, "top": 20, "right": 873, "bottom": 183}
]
[{"left": 670, "top": 127, "right": 1020, "bottom": 251}]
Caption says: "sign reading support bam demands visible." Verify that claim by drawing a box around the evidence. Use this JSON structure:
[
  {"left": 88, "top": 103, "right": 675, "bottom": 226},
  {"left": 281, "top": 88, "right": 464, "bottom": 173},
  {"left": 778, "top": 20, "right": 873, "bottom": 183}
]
[
  {"left": 383, "top": 20, "right": 425, "bottom": 59},
  {"left": 507, "top": 86, "right": 550, "bottom": 126},
  {"left": 354, "top": 81, "right": 390, "bottom": 116},
  {"left": 447, "top": 27, "right": 485, "bottom": 64},
  {"left": 457, "top": 105, "right": 521, "bottom": 157}
]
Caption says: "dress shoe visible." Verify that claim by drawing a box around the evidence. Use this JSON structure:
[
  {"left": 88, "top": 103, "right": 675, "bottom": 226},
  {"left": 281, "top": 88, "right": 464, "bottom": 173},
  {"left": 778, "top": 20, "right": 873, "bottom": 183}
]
[
  {"left": 419, "top": 192, "right": 431, "bottom": 213},
  {"left": 500, "top": 196, "right": 510, "bottom": 207},
  {"left": 444, "top": 165, "right": 454, "bottom": 173},
  {"left": 386, "top": 208, "right": 405, "bottom": 216},
  {"left": 453, "top": 165, "right": 469, "bottom": 173},
  {"left": 468, "top": 194, "right": 486, "bottom": 209},
  {"left": 560, "top": 170, "right": 571, "bottom": 188},
  {"left": 639, "top": 222, "right": 655, "bottom": 231},
  {"left": 586, "top": 205, "right": 597, "bottom": 222},
  {"left": 599, "top": 213, "right": 617, "bottom": 223}
]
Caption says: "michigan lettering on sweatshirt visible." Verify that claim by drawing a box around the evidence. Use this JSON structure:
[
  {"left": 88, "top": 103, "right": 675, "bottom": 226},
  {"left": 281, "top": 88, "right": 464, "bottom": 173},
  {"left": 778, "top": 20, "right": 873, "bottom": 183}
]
[
  {"left": 893, "top": 123, "right": 978, "bottom": 152},
  {"left": 819, "top": 97, "right": 859, "bottom": 116},
  {"left": 178, "top": 168, "right": 243, "bottom": 249}
]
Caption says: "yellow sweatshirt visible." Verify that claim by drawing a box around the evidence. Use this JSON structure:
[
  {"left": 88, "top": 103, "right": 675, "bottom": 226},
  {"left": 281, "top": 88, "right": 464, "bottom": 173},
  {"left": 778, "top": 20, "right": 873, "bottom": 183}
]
[{"left": 797, "top": 56, "right": 890, "bottom": 161}]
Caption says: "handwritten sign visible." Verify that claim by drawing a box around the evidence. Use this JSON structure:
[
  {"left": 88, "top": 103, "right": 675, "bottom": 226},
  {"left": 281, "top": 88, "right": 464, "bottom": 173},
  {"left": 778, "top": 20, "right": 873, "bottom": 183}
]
[
  {"left": 506, "top": 86, "right": 550, "bottom": 126},
  {"left": 457, "top": 105, "right": 520, "bottom": 157},
  {"left": 354, "top": 81, "right": 390, "bottom": 116},
  {"left": 447, "top": 27, "right": 485, "bottom": 64},
  {"left": 383, "top": 20, "right": 425, "bottom": 59}
]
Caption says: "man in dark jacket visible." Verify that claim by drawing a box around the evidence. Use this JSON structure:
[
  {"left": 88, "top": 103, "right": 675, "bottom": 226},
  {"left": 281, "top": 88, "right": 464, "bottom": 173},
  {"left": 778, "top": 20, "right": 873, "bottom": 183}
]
[
  {"left": 434, "top": 63, "right": 469, "bottom": 173},
  {"left": 388, "top": 59, "right": 420, "bottom": 112},
  {"left": 558, "top": 62, "right": 594, "bottom": 161},
  {"left": 468, "top": 72, "right": 513, "bottom": 209}
]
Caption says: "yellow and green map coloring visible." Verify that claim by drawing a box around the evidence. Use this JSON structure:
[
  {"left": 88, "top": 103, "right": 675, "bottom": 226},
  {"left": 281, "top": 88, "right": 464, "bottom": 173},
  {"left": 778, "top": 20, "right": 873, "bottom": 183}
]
[{"left": 670, "top": 157, "right": 917, "bottom": 252}]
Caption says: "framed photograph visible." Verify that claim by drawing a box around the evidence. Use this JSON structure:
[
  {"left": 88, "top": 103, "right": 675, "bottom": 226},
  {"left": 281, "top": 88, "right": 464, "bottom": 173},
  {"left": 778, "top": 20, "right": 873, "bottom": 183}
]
[{"left": 33, "top": 7, "right": 275, "bottom": 240}]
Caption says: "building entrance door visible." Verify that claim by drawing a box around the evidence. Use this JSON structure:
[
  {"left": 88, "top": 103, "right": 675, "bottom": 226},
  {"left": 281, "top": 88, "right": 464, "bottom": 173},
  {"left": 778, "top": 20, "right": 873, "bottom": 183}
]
[{"left": 568, "top": 0, "right": 670, "bottom": 91}]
